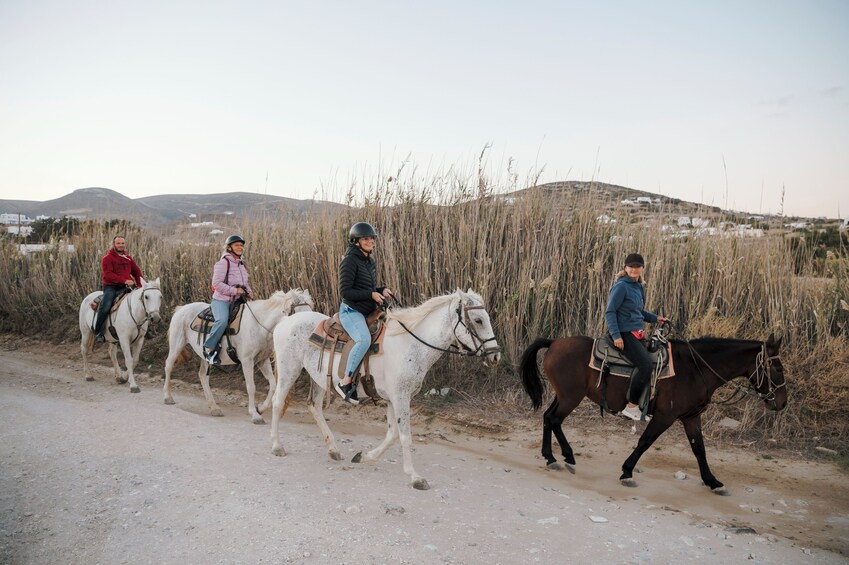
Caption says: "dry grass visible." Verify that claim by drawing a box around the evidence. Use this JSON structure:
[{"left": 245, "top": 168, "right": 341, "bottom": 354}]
[{"left": 1, "top": 170, "right": 847, "bottom": 450}]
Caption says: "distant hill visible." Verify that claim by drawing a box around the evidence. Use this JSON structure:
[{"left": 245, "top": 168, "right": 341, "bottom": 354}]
[{"left": 0, "top": 188, "right": 347, "bottom": 226}]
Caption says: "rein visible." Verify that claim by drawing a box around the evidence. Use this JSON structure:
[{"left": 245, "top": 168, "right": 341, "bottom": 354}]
[
  {"left": 394, "top": 299, "right": 500, "bottom": 358},
  {"left": 682, "top": 338, "right": 784, "bottom": 403}
]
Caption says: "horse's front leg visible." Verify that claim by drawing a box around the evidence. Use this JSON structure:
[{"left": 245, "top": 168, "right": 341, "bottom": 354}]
[
  {"left": 80, "top": 328, "right": 94, "bottom": 381},
  {"left": 108, "top": 343, "right": 125, "bottom": 384},
  {"left": 256, "top": 358, "right": 276, "bottom": 416},
  {"left": 241, "top": 359, "right": 264, "bottom": 424},
  {"left": 120, "top": 336, "right": 140, "bottom": 393},
  {"left": 681, "top": 415, "right": 726, "bottom": 494},
  {"left": 620, "top": 416, "right": 673, "bottom": 486}
]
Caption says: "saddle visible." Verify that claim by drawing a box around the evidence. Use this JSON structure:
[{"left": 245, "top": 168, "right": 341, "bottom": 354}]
[
  {"left": 589, "top": 335, "right": 674, "bottom": 379},
  {"left": 308, "top": 309, "right": 387, "bottom": 400},
  {"left": 189, "top": 302, "right": 247, "bottom": 337},
  {"left": 89, "top": 291, "right": 130, "bottom": 314}
]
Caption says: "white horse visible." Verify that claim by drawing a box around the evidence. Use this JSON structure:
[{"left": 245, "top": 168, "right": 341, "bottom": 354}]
[
  {"left": 79, "top": 278, "right": 163, "bottom": 393},
  {"left": 270, "top": 289, "right": 501, "bottom": 489},
  {"left": 163, "top": 289, "right": 313, "bottom": 424}
]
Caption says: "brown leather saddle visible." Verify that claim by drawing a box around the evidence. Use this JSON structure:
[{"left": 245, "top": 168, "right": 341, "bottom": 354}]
[
  {"left": 589, "top": 335, "right": 674, "bottom": 379},
  {"left": 308, "top": 309, "right": 387, "bottom": 400},
  {"left": 89, "top": 292, "right": 130, "bottom": 313},
  {"left": 189, "top": 302, "right": 246, "bottom": 337}
]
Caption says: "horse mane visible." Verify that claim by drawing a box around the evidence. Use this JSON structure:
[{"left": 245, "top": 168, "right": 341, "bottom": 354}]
[
  {"left": 386, "top": 289, "right": 483, "bottom": 334},
  {"left": 671, "top": 336, "right": 762, "bottom": 355},
  {"left": 265, "top": 288, "right": 313, "bottom": 309}
]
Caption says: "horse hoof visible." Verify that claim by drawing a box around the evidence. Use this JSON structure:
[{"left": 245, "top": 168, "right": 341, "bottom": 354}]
[
  {"left": 412, "top": 478, "right": 430, "bottom": 490},
  {"left": 564, "top": 463, "right": 576, "bottom": 475},
  {"left": 351, "top": 452, "right": 363, "bottom": 464},
  {"left": 251, "top": 416, "right": 266, "bottom": 425},
  {"left": 210, "top": 409, "right": 224, "bottom": 417},
  {"left": 272, "top": 446, "right": 286, "bottom": 457},
  {"left": 164, "top": 398, "right": 175, "bottom": 405},
  {"left": 711, "top": 486, "right": 730, "bottom": 496},
  {"left": 546, "top": 462, "right": 564, "bottom": 471},
  {"left": 620, "top": 478, "right": 637, "bottom": 488},
  {"left": 116, "top": 377, "right": 128, "bottom": 384},
  {"left": 85, "top": 376, "right": 94, "bottom": 382},
  {"left": 130, "top": 386, "right": 140, "bottom": 393},
  {"left": 329, "top": 451, "right": 343, "bottom": 461}
]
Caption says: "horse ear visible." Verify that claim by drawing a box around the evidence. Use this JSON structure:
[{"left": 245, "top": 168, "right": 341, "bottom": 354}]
[{"left": 766, "top": 333, "right": 782, "bottom": 349}]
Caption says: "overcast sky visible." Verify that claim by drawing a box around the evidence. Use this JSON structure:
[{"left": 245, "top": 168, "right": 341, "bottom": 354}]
[{"left": 1, "top": 1, "right": 847, "bottom": 218}]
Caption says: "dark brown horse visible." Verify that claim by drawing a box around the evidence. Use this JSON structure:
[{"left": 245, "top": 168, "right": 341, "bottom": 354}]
[{"left": 520, "top": 334, "right": 787, "bottom": 493}]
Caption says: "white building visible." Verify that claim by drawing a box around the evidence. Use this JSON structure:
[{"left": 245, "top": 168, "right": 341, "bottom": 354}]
[{"left": 0, "top": 213, "right": 34, "bottom": 224}]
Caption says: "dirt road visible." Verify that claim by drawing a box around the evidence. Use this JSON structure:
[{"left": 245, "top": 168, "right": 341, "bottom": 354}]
[{"left": 1, "top": 339, "right": 847, "bottom": 564}]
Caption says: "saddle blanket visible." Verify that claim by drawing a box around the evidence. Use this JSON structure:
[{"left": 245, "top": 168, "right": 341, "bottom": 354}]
[
  {"left": 589, "top": 336, "right": 675, "bottom": 379},
  {"left": 308, "top": 311, "right": 386, "bottom": 381},
  {"left": 89, "top": 292, "right": 129, "bottom": 314}
]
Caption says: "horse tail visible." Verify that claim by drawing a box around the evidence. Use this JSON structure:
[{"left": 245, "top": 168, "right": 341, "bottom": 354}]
[{"left": 520, "top": 338, "right": 554, "bottom": 410}]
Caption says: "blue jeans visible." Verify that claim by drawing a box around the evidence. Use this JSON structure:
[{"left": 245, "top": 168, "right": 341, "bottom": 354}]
[
  {"left": 203, "top": 299, "right": 231, "bottom": 351},
  {"left": 94, "top": 284, "right": 124, "bottom": 336},
  {"left": 339, "top": 303, "right": 371, "bottom": 378}
]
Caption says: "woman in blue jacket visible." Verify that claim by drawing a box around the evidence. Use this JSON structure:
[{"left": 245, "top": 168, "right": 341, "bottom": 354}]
[{"left": 604, "top": 253, "right": 669, "bottom": 420}]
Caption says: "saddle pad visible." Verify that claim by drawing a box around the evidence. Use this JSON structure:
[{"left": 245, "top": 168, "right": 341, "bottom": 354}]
[
  {"left": 189, "top": 302, "right": 246, "bottom": 336},
  {"left": 589, "top": 337, "right": 675, "bottom": 379}
]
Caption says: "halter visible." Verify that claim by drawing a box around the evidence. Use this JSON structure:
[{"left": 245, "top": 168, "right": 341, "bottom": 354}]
[
  {"left": 686, "top": 340, "right": 785, "bottom": 403},
  {"left": 395, "top": 298, "right": 501, "bottom": 358},
  {"left": 125, "top": 286, "right": 162, "bottom": 343}
]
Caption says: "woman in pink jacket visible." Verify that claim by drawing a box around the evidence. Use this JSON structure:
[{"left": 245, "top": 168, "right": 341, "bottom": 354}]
[{"left": 203, "top": 234, "right": 253, "bottom": 365}]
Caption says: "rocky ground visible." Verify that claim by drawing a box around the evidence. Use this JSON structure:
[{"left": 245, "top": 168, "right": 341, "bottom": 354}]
[{"left": 1, "top": 336, "right": 847, "bottom": 564}]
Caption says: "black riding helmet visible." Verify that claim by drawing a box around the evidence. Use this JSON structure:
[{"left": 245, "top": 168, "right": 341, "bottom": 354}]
[
  {"left": 348, "top": 222, "right": 377, "bottom": 244},
  {"left": 225, "top": 234, "right": 245, "bottom": 246}
]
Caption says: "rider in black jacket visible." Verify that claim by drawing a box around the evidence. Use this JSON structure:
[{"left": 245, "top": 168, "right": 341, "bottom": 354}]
[{"left": 335, "top": 222, "right": 393, "bottom": 404}]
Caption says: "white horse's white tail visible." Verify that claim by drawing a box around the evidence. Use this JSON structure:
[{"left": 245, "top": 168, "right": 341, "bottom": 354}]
[{"left": 270, "top": 289, "right": 501, "bottom": 489}]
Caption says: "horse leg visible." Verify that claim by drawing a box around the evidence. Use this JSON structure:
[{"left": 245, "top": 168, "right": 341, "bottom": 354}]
[
  {"left": 81, "top": 330, "right": 94, "bottom": 381},
  {"left": 241, "top": 360, "right": 264, "bottom": 424},
  {"left": 681, "top": 415, "right": 727, "bottom": 494},
  {"left": 352, "top": 402, "right": 399, "bottom": 465},
  {"left": 256, "top": 358, "right": 276, "bottom": 416},
  {"left": 306, "top": 381, "right": 342, "bottom": 461},
  {"left": 108, "top": 343, "right": 126, "bottom": 384},
  {"left": 198, "top": 361, "right": 223, "bottom": 416},
  {"left": 619, "top": 416, "right": 674, "bottom": 487},
  {"left": 541, "top": 398, "right": 559, "bottom": 467},
  {"left": 270, "top": 355, "right": 303, "bottom": 457},
  {"left": 544, "top": 396, "right": 581, "bottom": 472},
  {"left": 162, "top": 345, "right": 180, "bottom": 406},
  {"left": 120, "top": 336, "right": 140, "bottom": 393}
]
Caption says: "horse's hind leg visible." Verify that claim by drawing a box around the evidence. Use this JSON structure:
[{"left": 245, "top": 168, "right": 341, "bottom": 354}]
[
  {"left": 306, "top": 382, "right": 342, "bottom": 461},
  {"left": 353, "top": 402, "right": 399, "bottom": 465},
  {"left": 108, "top": 344, "right": 126, "bottom": 384},
  {"left": 543, "top": 396, "right": 580, "bottom": 471},
  {"left": 256, "top": 358, "right": 276, "bottom": 415},
  {"left": 198, "top": 362, "right": 223, "bottom": 416},
  {"left": 681, "top": 415, "right": 726, "bottom": 494},
  {"left": 81, "top": 330, "right": 94, "bottom": 381}
]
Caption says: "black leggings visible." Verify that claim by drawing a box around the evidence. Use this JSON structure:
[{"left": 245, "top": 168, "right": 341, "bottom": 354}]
[{"left": 620, "top": 332, "right": 654, "bottom": 405}]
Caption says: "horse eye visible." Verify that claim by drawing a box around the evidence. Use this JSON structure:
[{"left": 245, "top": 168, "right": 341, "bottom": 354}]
[{"left": 475, "top": 319, "right": 483, "bottom": 325}]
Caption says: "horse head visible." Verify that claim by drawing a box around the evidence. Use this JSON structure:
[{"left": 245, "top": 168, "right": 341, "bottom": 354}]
[
  {"left": 140, "top": 277, "right": 163, "bottom": 323},
  {"left": 454, "top": 289, "right": 501, "bottom": 365},
  {"left": 752, "top": 333, "right": 787, "bottom": 411}
]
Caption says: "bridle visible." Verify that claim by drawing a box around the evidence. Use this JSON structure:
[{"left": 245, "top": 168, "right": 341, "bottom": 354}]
[
  {"left": 686, "top": 339, "right": 785, "bottom": 403},
  {"left": 395, "top": 297, "right": 501, "bottom": 358},
  {"left": 125, "top": 286, "right": 162, "bottom": 343}
]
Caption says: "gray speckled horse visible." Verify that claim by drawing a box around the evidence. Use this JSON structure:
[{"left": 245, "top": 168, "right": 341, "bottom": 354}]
[{"left": 270, "top": 289, "right": 501, "bottom": 490}]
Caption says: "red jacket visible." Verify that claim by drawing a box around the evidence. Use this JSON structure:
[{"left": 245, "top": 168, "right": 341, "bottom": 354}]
[{"left": 101, "top": 248, "right": 144, "bottom": 287}]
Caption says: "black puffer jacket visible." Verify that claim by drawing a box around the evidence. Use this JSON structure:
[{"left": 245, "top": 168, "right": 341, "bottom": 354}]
[{"left": 339, "top": 245, "right": 385, "bottom": 315}]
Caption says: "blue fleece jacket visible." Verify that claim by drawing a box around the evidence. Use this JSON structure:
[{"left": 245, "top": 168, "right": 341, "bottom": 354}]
[{"left": 604, "top": 276, "right": 658, "bottom": 340}]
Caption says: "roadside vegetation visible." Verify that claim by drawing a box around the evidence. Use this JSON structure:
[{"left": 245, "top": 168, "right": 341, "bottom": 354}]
[{"left": 1, "top": 170, "right": 847, "bottom": 452}]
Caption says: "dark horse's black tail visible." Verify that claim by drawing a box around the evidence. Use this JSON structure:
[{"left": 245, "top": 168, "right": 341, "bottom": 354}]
[{"left": 519, "top": 338, "right": 555, "bottom": 410}]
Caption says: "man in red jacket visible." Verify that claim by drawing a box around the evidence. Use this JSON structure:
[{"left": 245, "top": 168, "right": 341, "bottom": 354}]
[{"left": 94, "top": 235, "right": 145, "bottom": 343}]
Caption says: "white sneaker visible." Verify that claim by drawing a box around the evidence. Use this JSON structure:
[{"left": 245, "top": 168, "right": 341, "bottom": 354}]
[{"left": 620, "top": 405, "right": 649, "bottom": 421}]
